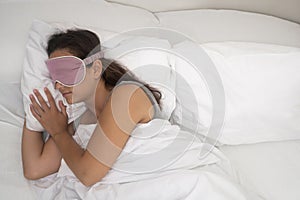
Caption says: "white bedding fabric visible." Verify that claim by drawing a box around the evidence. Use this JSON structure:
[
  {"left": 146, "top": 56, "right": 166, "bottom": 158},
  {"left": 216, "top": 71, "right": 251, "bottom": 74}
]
[
  {"left": 203, "top": 42, "right": 300, "bottom": 145},
  {"left": 169, "top": 41, "right": 300, "bottom": 145},
  {"left": 29, "top": 121, "right": 259, "bottom": 200},
  {"left": 220, "top": 140, "right": 300, "bottom": 200},
  {"left": 30, "top": 171, "right": 255, "bottom": 200},
  {"left": 105, "top": 0, "right": 300, "bottom": 25},
  {"left": 0, "top": 122, "right": 36, "bottom": 199},
  {"left": 1, "top": 0, "right": 300, "bottom": 199},
  {"left": 155, "top": 9, "right": 300, "bottom": 47},
  {"left": 0, "top": 82, "right": 24, "bottom": 128}
]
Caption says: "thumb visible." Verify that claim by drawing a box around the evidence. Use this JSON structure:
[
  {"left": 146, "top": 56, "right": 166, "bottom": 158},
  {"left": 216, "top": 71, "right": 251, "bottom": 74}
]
[{"left": 59, "top": 100, "right": 67, "bottom": 116}]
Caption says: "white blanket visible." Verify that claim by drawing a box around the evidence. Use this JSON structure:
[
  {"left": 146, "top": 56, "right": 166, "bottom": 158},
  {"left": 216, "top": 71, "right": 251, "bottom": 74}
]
[{"left": 29, "top": 119, "right": 258, "bottom": 200}]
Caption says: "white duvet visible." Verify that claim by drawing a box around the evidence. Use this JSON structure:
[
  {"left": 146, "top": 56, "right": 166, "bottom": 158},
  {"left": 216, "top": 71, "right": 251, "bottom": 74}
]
[{"left": 29, "top": 119, "right": 259, "bottom": 200}]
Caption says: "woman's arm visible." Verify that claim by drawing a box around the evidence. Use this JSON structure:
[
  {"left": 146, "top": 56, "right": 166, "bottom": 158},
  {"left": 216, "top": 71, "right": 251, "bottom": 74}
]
[
  {"left": 21, "top": 121, "right": 62, "bottom": 179},
  {"left": 30, "top": 85, "right": 152, "bottom": 186},
  {"left": 21, "top": 120, "right": 76, "bottom": 180}
]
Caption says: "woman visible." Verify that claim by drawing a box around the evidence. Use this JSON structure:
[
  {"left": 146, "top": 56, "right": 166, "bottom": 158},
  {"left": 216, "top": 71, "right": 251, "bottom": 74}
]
[{"left": 21, "top": 29, "right": 162, "bottom": 187}]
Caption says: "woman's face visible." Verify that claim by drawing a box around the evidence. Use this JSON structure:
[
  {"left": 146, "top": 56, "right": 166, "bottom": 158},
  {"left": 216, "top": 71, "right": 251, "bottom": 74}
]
[{"left": 49, "top": 49, "right": 97, "bottom": 104}]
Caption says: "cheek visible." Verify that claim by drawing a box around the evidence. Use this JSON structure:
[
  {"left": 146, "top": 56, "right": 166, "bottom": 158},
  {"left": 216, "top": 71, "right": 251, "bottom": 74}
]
[
  {"left": 72, "top": 82, "right": 91, "bottom": 99},
  {"left": 72, "top": 73, "right": 98, "bottom": 101}
]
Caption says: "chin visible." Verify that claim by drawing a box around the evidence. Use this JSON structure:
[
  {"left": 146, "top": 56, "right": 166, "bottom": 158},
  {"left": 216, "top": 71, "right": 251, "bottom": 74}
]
[
  {"left": 67, "top": 97, "right": 83, "bottom": 105},
  {"left": 66, "top": 98, "right": 74, "bottom": 104}
]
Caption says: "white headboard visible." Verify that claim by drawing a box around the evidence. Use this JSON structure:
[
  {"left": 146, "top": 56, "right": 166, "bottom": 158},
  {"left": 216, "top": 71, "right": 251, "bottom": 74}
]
[{"left": 105, "top": 0, "right": 300, "bottom": 24}]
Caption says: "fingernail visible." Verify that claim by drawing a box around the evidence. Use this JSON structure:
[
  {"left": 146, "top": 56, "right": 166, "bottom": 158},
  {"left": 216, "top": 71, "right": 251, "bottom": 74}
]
[
  {"left": 29, "top": 94, "right": 33, "bottom": 98},
  {"left": 44, "top": 87, "right": 47, "bottom": 91},
  {"left": 33, "top": 89, "right": 37, "bottom": 93}
]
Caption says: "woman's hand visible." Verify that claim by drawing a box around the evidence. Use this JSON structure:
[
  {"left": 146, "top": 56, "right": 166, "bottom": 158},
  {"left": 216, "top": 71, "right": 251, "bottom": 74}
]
[{"left": 29, "top": 87, "right": 68, "bottom": 138}]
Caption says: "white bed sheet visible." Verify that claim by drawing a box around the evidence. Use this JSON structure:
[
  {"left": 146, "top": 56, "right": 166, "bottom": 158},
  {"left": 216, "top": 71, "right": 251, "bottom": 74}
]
[
  {"left": 28, "top": 122, "right": 260, "bottom": 200},
  {"left": 1, "top": 1, "right": 300, "bottom": 200},
  {"left": 0, "top": 122, "right": 36, "bottom": 199},
  {"left": 219, "top": 140, "right": 300, "bottom": 200}
]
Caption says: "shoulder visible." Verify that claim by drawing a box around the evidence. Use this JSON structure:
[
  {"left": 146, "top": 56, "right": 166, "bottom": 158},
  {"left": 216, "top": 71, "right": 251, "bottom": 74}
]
[
  {"left": 109, "top": 83, "right": 154, "bottom": 124},
  {"left": 88, "top": 83, "right": 153, "bottom": 152}
]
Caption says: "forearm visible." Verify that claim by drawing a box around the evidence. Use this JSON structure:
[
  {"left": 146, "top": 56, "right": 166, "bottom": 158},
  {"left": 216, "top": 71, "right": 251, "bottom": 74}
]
[
  {"left": 52, "top": 131, "right": 87, "bottom": 182},
  {"left": 21, "top": 122, "right": 44, "bottom": 176},
  {"left": 21, "top": 121, "right": 62, "bottom": 179}
]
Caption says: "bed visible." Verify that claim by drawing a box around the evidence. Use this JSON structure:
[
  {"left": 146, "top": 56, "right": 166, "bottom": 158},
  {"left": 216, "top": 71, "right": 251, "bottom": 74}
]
[{"left": 0, "top": 0, "right": 300, "bottom": 199}]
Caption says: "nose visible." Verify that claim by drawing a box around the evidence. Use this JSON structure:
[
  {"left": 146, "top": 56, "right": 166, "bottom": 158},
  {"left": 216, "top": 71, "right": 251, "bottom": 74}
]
[{"left": 55, "top": 82, "right": 63, "bottom": 90}]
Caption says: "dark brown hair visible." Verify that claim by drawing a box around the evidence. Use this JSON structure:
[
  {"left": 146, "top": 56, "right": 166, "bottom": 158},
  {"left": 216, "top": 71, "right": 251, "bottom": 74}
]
[{"left": 46, "top": 29, "right": 162, "bottom": 106}]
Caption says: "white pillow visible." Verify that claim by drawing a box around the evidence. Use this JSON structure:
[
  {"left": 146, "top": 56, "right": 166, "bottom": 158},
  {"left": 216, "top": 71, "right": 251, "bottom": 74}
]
[
  {"left": 171, "top": 41, "right": 300, "bottom": 145},
  {"left": 168, "top": 41, "right": 216, "bottom": 144}
]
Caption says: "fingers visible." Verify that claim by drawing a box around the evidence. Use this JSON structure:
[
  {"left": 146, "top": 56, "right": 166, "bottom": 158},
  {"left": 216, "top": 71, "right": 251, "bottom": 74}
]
[
  {"left": 30, "top": 88, "right": 67, "bottom": 117},
  {"left": 44, "top": 87, "right": 58, "bottom": 110},
  {"left": 32, "top": 89, "right": 50, "bottom": 111},
  {"left": 29, "top": 94, "right": 44, "bottom": 116},
  {"left": 59, "top": 100, "right": 67, "bottom": 117},
  {"left": 30, "top": 102, "right": 41, "bottom": 120}
]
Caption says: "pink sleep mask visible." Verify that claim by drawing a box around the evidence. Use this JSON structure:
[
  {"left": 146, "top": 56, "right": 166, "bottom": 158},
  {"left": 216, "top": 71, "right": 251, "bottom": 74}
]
[{"left": 45, "top": 51, "right": 104, "bottom": 87}]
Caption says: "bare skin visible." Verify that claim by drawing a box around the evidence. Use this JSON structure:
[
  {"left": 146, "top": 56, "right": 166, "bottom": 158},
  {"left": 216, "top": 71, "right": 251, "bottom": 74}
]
[{"left": 22, "top": 49, "right": 154, "bottom": 186}]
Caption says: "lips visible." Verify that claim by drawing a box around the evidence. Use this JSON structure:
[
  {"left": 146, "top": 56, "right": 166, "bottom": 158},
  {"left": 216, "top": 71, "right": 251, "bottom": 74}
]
[{"left": 61, "top": 91, "right": 72, "bottom": 97}]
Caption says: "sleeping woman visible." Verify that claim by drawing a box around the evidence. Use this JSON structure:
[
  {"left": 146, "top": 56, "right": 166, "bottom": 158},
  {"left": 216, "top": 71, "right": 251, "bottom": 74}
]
[{"left": 21, "top": 29, "right": 163, "bottom": 187}]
